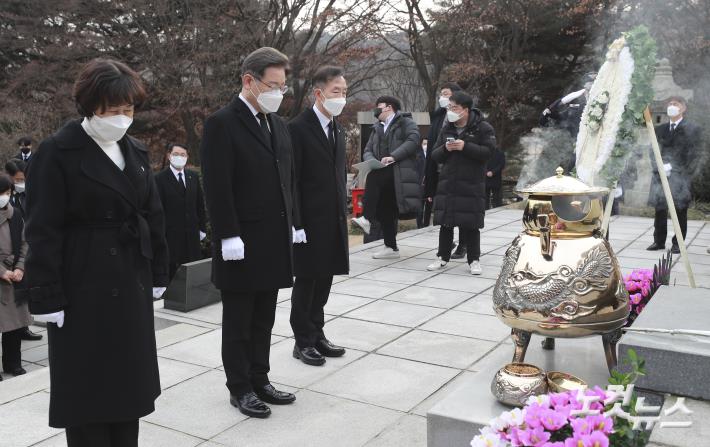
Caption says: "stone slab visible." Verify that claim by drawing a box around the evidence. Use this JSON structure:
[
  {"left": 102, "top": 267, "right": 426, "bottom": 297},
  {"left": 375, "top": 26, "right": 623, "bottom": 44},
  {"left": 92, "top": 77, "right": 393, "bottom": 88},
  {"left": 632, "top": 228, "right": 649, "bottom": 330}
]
[
  {"left": 427, "top": 335, "right": 611, "bottom": 447},
  {"left": 0, "top": 392, "right": 62, "bottom": 446},
  {"left": 364, "top": 414, "right": 427, "bottom": 447},
  {"left": 619, "top": 285, "right": 710, "bottom": 399},
  {"left": 164, "top": 259, "right": 221, "bottom": 312},
  {"left": 648, "top": 396, "right": 710, "bottom": 447}
]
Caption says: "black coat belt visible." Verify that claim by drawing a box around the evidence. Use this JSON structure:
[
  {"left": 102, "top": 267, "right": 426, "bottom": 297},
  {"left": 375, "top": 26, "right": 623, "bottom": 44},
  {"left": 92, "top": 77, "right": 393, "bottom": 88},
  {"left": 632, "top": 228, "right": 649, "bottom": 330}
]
[{"left": 75, "top": 213, "right": 153, "bottom": 260}]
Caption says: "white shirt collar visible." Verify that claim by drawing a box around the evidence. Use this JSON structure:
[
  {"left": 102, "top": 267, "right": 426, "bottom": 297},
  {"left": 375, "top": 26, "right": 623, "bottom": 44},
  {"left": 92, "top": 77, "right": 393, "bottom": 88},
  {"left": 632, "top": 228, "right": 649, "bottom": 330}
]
[
  {"left": 670, "top": 117, "right": 683, "bottom": 129},
  {"left": 312, "top": 104, "right": 332, "bottom": 137},
  {"left": 383, "top": 112, "right": 396, "bottom": 132},
  {"left": 170, "top": 164, "right": 185, "bottom": 182},
  {"left": 239, "top": 93, "right": 260, "bottom": 123}
]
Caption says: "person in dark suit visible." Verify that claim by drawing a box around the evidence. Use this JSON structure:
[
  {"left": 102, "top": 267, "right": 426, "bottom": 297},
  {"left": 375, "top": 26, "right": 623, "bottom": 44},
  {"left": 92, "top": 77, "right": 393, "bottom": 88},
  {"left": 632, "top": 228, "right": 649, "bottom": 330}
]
[
  {"left": 200, "top": 47, "right": 299, "bottom": 419},
  {"left": 155, "top": 143, "right": 208, "bottom": 280},
  {"left": 416, "top": 138, "right": 428, "bottom": 228},
  {"left": 14, "top": 136, "right": 33, "bottom": 163},
  {"left": 485, "top": 147, "right": 506, "bottom": 209},
  {"left": 646, "top": 96, "right": 702, "bottom": 254},
  {"left": 289, "top": 66, "right": 350, "bottom": 367},
  {"left": 21, "top": 58, "right": 169, "bottom": 446}
]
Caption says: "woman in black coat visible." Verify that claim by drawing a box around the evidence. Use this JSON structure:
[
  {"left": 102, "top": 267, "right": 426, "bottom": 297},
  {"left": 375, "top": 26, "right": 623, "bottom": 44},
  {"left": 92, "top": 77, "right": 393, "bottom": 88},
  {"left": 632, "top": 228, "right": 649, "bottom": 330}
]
[
  {"left": 21, "top": 59, "right": 169, "bottom": 446},
  {"left": 427, "top": 91, "right": 495, "bottom": 275}
]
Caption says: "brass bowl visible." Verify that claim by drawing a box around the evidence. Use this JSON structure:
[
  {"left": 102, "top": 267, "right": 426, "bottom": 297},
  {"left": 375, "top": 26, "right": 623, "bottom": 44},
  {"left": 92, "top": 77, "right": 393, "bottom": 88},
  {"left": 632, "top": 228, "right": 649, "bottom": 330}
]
[
  {"left": 546, "top": 371, "right": 587, "bottom": 393},
  {"left": 491, "top": 363, "right": 548, "bottom": 407}
]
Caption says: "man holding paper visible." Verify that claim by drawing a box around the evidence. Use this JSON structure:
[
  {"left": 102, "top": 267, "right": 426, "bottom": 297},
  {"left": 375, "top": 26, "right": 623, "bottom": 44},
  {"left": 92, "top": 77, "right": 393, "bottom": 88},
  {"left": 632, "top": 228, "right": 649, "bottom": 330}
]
[{"left": 352, "top": 96, "right": 421, "bottom": 259}]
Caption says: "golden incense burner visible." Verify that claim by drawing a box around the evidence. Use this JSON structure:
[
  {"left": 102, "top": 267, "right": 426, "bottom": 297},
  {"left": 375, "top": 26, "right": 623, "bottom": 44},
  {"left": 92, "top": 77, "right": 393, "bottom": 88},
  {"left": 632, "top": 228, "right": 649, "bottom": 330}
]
[{"left": 492, "top": 167, "right": 629, "bottom": 373}]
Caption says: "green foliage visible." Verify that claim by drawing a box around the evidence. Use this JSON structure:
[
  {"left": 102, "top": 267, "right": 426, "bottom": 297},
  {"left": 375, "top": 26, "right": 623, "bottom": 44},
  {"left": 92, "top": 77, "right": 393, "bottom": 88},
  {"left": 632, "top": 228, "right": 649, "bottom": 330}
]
[
  {"left": 600, "top": 26, "right": 658, "bottom": 187},
  {"left": 608, "top": 349, "right": 651, "bottom": 447}
]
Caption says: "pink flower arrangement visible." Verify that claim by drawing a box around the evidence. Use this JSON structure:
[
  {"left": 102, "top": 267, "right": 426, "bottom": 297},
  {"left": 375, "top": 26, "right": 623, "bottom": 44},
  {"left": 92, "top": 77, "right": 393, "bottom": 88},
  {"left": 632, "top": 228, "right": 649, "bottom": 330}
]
[
  {"left": 623, "top": 268, "right": 657, "bottom": 325},
  {"left": 471, "top": 388, "right": 618, "bottom": 447}
]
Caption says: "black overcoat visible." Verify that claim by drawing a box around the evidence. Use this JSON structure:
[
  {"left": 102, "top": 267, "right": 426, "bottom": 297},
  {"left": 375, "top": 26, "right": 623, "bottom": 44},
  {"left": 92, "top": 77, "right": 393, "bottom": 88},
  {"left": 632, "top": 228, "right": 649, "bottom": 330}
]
[
  {"left": 647, "top": 119, "right": 702, "bottom": 210},
  {"left": 155, "top": 167, "right": 207, "bottom": 265},
  {"left": 290, "top": 108, "right": 349, "bottom": 278},
  {"left": 21, "top": 119, "right": 169, "bottom": 428},
  {"left": 200, "top": 96, "right": 295, "bottom": 292},
  {"left": 432, "top": 109, "right": 495, "bottom": 229}
]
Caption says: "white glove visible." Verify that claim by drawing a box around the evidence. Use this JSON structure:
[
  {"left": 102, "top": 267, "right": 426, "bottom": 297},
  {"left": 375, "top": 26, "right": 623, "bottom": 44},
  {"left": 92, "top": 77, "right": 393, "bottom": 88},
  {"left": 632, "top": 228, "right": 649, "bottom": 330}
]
[
  {"left": 199, "top": 231, "right": 207, "bottom": 241},
  {"left": 561, "top": 88, "right": 586, "bottom": 105},
  {"left": 292, "top": 227, "right": 307, "bottom": 244},
  {"left": 663, "top": 163, "right": 672, "bottom": 177},
  {"left": 542, "top": 108, "right": 551, "bottom": 116},
  {"left": 614, "top": 185, "right": 623, "bottom": 199},
  {"left": 222, "top": 236, "right": 245, "bottom": 261},
  {"left": 33, "top": 311, "right": 65, "bottom": 328},
  {"left": 153, "top": 287, "right": 166, "bottom": 299}
]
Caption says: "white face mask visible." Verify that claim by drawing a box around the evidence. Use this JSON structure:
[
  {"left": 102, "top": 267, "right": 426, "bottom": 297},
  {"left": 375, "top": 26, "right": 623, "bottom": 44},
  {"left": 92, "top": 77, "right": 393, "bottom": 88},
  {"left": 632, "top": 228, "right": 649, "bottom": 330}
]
[
  {"left": 0, "top": 194, "right": 10, "bottom": 208},
  {"left": 169, "top": 155, "right": 187, "bottom": 169},
  {"left": 14, "top": 182, "right": 25, "bottom": 193},
  {"left": 667, "top": 105, "right": 681, "bottom": 118},
  {"left": 251, "top": 82, "right": 283, "bottom": 114},
  {"left": 447, "top": 110, "right": 462, "bottom": 122},
  {"left": 321, "top": 94, "right": 347, "bottom": 117},
  {"left": 439, "top": 96, "right": 450, "bottom": 108},
  {"left": 86, "top": 114, "right": 133, "bottom": 142}
]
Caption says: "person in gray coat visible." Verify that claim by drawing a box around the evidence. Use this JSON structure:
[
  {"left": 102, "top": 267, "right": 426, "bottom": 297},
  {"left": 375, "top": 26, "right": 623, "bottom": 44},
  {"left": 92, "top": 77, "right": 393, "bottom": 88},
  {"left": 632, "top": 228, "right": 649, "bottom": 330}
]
[{"left": 352, "top": 96, "right": 421, "bottom": 259}]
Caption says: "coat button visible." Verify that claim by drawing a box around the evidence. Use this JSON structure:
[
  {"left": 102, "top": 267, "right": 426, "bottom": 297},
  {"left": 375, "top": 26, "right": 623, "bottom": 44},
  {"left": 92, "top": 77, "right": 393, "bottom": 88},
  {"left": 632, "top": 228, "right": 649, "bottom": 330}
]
[
  {"left": 111, "top": 288, "right": 119, "bottom": 297},
  {"left": 109, "top": 248, "right": 117, "bottom": 256},
  {"left": 281, "top": 184, "right": 285, "bottom": 189},
  {"left": 105, "top": 210, "right": 114, "bottom": 219}
]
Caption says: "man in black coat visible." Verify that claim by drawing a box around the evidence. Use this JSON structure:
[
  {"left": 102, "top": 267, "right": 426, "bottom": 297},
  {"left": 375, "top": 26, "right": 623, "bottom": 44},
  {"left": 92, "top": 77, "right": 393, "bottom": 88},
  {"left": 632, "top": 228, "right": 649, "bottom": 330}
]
[
  {"left": 155, "top": 143, "right": 207, "bottom": 280},
  {"left": 200, "top": 47, "right": 298, "bottom": 419},
  {"left": 485, "top": 147, "right": 506, "bottom": 209},
  {"left": 13, "top": 136, "right": 34, "bottom": 163},
  {"left": 646, "top": 96, "right": 702, "bottom": 254},
  {"left": 289, "top": 66, "right": 350, "bottom": 367}
]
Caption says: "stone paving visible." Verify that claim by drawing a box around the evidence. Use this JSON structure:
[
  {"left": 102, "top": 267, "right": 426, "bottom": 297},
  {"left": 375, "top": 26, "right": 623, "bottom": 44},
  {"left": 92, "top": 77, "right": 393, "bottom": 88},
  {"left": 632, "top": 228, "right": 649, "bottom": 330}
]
[{"left": 1, "top": 208, "right": 708, "bottom": 447}]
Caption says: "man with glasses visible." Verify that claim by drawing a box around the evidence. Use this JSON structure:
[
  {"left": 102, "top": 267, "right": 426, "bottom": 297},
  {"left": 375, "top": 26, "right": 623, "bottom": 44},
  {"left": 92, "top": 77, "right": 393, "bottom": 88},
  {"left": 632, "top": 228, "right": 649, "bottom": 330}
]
[
  {"left": 352, "top": 96, "right": 421, "bottom": 259},
  {"left": 200, "top": 47, "right": 300, "bottom": 419}
]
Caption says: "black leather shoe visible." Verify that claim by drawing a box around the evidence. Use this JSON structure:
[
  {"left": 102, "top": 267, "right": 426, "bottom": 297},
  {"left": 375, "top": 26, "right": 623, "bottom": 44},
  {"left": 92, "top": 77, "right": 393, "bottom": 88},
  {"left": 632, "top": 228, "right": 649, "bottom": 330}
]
[
  {"left": 316, "top": 339, "right": 346, "bottom": 357},
  {"left": 6, "top": 367, "right": 26, "bottom": 376},
  {"left": 671, "top": 244, "right": 681, "bottom": 254},
  {"left": 20, "top": 327, "right": 43, "bottom": 341},
  {"left": 293, "top": 345, "right": 326, "bottom": 366},
  {"left": 230, "top": 392, "right": 271, "bottom": 418},
  {"left": 450, "top": 247, "right": 467, "bottom": 259},
  {"left": 646, "top": 242, "right": 664, "bottom": 251},
  {"left": 255, "top": 383, "right": 296, "bottom": 405}
]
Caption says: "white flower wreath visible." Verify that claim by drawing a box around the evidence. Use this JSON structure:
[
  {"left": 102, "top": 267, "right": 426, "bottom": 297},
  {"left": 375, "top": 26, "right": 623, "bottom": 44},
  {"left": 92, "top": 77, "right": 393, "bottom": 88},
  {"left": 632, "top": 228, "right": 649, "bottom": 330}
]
[{"left": 575, "top": 38, "right": 635, "bottom": 186}]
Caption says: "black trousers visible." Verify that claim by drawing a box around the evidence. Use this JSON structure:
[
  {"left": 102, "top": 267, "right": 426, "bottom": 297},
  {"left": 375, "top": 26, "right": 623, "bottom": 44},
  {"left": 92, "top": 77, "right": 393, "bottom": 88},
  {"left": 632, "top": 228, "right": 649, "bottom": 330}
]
[
  {"left": 290, "top": 276, "right": 333, "bottom": 348},
  {"left": 65, "top": 420, "right": 139, "bottom": 447},
  {"left": 1, "top": 327, "right": 22, "bottom": 371},
  {"left": 653, "top": 207, "right": 688, "bottom": 247},
  {"left": 221, "top": 289, "right": 278, "bottom": 397},
  {"left": 439, "top": 226, "right": 480, "bottom": 264},
  {"left": 486, "top": 186, "right": 503, "bottom": 210},
  {"left": 362, "top": 166, "right": 398, "bottom": 250}
]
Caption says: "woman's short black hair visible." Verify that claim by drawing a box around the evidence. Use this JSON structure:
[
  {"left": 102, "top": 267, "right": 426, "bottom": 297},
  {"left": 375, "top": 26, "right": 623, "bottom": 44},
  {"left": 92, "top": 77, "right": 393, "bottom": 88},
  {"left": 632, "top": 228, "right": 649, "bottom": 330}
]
[
  {"left": 375, "top": 95, "right": 402, "bottom": 112},
  {"left": 73, "top": 58, "right": 147, "bottom": 117},
  {"left": 449, "top": 91, "right": 474, "bottom": 110},
  {"left": 0, "top": 174, "right": 14, "bottom": 195},
  {"left": 5, "top": 160, "right": 26, "bottom": 176}
]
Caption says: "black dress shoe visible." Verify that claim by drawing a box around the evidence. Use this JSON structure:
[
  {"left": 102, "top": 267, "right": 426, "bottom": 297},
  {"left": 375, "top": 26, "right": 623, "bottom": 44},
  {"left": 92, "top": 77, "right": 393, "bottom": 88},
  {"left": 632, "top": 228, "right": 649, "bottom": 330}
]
[
  {"left": 255, "top": 383, "right": 296, "bottom": 405},
  {"left": 316, "top": 339, "right": 346, "bottom": 357},
  {"left": 671, "top": 244, "right": 681, "bottom": 254},
  {"left": 20, "top": 327, "right": 43, "bottom": 341},
  {"left": 230, "top": 392, "right": 271, "bottom": 418},
  {"left": 646, "top": 242, "right": 664, "bottom": 251},
  {"left": 293, "top": 345, "right": 326, "bottom": 366},
  {"left": 6, "top": 367, "right": 26, "bottom": 376},
  {"left": 450, "top": 247, "right": 467, "bottom": 259}
]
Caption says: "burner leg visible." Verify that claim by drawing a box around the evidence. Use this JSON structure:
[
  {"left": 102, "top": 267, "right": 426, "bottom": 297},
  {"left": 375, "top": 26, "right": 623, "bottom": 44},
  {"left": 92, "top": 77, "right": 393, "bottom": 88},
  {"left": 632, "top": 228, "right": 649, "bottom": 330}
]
[
  {"left": 511, "top": 329, "right": 532, "bottom": 362},
  {"left": 602, "top": 329, "right": 622, "bottom": 373},
  {"left": 541, "top": 337, "right": 555, "bottom": 350}
]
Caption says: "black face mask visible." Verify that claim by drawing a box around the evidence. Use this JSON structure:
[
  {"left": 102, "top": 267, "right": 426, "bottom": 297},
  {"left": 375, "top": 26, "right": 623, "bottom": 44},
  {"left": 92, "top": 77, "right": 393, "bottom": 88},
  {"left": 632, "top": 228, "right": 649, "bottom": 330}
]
[
  {"left": 373, "top": 108, "right": 383, "bottom": 121},
  {"left": 21, "top": 146, "right": 31, "bottom": 154}
]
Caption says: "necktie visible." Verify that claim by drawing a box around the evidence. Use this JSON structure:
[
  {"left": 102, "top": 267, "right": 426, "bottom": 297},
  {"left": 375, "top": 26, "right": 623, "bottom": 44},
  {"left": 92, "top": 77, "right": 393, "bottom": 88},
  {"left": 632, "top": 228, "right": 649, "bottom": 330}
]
[
  {"left": 178, "top": 172, "right": 186, "bottom": 189},
  {"left": 327, "top": 121, "right": 336, "bottom": 155},
  {"left": 670, "top": 123, "right": 676, "bottom": 133},
  {"left": 256, "top": 112, "right": 271, "bottom": 138}
]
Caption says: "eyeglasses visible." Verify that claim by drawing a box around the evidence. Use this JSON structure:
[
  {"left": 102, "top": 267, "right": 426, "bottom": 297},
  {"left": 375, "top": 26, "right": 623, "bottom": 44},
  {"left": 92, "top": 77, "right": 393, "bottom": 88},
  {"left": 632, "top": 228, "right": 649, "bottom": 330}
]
[
  {"left": 447, "top": 105, "right": 464, "bottom": 112},
  {"left": 252, "top": 75, "right": 289, "bottom": 94}
]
